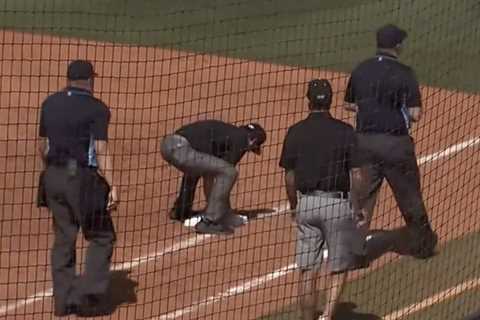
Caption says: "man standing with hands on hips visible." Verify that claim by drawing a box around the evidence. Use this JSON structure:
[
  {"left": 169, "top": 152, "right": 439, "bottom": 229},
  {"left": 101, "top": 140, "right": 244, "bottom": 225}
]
[
  {"left": 38, "top": 60, "right": 118, "bottom": 317},
  {"left": 344, "top": 24, "right": 437, "bottom": 259}
]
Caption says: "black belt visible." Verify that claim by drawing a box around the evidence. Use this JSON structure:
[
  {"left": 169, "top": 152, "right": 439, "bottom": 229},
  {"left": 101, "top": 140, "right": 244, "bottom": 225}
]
[{"left": 299, "top": 190, "right": 349, "bottom": 199}]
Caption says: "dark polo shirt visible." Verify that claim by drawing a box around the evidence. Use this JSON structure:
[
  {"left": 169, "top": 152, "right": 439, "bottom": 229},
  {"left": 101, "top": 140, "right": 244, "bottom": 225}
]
[
  {"left": 279, "top": 112, "right": 358, "bottom": 193},
  {"left": 176, "top": 120, "right": 250, "bottom": 165},
  {"left": 345, "top": 52, "right": 422, "bottom": 135},
  {"left": 39, "top": 87, "right": 110, "bottom": 167}
]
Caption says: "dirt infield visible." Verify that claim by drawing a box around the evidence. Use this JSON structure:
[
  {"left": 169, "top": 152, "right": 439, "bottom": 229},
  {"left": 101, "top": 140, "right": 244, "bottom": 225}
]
[{"left": 0, "top": 30, "right": 479, "bottom": 319}]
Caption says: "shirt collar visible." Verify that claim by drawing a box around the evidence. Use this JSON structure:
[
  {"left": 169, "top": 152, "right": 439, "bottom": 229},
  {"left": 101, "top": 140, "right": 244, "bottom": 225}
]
[
  {"left": 375, "top": 50, "right": 399, "bottom": 61},
  {"left": 308, "top": 111, "right": 332, "bottom": 118},
  {"left": 65, "top": 86, "right": 93, "bottom": 96}
]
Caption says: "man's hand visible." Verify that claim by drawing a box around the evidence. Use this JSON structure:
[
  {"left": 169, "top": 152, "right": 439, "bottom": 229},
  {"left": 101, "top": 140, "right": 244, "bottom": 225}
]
[
  {"left": 344, "top": 103, "right": 358, "bottom": 113},
  {"left": 288, "top": 200, "right": 297, "bottom": 220},
  {"left": 107, "top": 186, "right": 119, "bottom": 211}
]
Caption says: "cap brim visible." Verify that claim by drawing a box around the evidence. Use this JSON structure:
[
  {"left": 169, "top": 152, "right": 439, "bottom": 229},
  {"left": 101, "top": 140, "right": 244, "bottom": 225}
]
[{"left": 251, "top": 146, "right": 262, "bottom": 155}]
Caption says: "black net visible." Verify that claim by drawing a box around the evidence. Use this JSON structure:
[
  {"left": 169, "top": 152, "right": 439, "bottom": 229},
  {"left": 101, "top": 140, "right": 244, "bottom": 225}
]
[{"left": 0, "top": 0, "right": 479, "bottom": 319}]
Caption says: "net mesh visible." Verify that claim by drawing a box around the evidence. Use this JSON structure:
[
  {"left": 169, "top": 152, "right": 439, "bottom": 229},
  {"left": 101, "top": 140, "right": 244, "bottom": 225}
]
[{"left": 0, "top": 0, "right": 479, "bottom": 319}]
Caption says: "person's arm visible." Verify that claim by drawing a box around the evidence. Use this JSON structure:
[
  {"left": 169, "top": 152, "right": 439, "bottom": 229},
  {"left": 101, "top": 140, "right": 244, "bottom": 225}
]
[
  {"left": 96, "top": 140, "right": 118, "bottom": 210},
  {"left": 37, "top": 104, "right": 48, "bottom": 168},
  {"left": 350, "top": 167, "right": 368, "bottom": 228},
  {"left": 406, "top": 70, "right": 423, "bottom": 122},
  {"left": 347, "top": 130, "right": 368, "bottom": 228},
  {"left": 37, "top": 137, "right": 48, "bottom": 168},
  {"left": 93, "top": 105, "right": 118, "bottom": 210},
  {"left": 285, "top": 170, "right": 297, "bottom": 211},
  {"left": 344, "top": 76, "right": 358, "bottom": 113},
  {"left": 279, "top": 128, "right": 297, "bottom": 215}
]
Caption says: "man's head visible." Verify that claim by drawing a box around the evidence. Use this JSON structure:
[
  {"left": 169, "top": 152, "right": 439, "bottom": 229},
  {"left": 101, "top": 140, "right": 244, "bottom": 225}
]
[
  {"left": 240, "top": 123, "right": 267, "bottom": 155},
  {"left": 306, "top": 79, "right": 332, "bottom": 111},
  {"left": 66, "top": 60, "right": 97, "bottom": 91},
  {"left": 376, "top": 24, "right": 407, "bottom": 55}
]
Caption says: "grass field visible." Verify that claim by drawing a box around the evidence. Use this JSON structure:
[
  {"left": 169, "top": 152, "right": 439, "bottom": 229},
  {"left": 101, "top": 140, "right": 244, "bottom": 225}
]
[
  {"left": 260, "top": 231, "right": 480, "bottom": 320},
  {"left": 0, "top": 0, "right": 479, "bottom": 92}
]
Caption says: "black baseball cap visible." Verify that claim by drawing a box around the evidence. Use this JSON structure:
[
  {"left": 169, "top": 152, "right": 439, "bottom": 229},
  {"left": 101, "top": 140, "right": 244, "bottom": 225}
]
[
  {"left": 376, "top": 24, "right": 407, "bottom": 49},
  {"left": 67, "top": 60, "right": 97, "bottom": 80},
  {"left": 306, "top": 79, "right": 332, "bottom": 108},
  {"left": 241, "top": 123, "right": 267, "bottom": 155}
]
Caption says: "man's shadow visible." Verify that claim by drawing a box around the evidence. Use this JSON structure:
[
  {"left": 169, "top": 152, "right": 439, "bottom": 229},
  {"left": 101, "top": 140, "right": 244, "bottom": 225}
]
[
  {"left": 103, "top": 270, "right": 138, "bottom": 314},
  {"left": 333, "top": 302, "right": 381, "bottom": 320}
]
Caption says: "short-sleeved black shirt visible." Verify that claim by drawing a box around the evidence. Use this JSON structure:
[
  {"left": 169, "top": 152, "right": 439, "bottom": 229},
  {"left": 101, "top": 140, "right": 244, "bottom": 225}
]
[
  {"left": 344, "top": 52, "right": 422, "bottom": 135},
  {"left": 39, "top": 87, "right": 110, "bottom": 167},
  {"left": 176, "top": 120, "right": 250, "bottom": 165},
  {"left": 279, "top": 112, "right": 358, "bottom": 193}
]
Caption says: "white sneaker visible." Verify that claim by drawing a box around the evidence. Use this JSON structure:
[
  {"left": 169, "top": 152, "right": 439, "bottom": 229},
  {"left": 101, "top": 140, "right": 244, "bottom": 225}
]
[{"left": 184, "top": 215, "right": 202, "bottom": 227}]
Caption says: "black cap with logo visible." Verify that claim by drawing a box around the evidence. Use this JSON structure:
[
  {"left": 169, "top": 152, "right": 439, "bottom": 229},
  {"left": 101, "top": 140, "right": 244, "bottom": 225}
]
[
  {"left": 241, "top": 123, "right": 267, "bottom": 155},
  {"left": 376, "top": 24, "right": 407, "bottom": 49},
  {"left": 306, "top": 79, "right": 332, "bottom": 108},
  {"left": 67, "top": 60, "right": 98, "bottom": 80}
]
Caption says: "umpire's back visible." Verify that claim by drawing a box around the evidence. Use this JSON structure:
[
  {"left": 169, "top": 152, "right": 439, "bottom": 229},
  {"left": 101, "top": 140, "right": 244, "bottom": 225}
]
[{"left": 40, "top": 88, "right": 109, "bottom": 167}]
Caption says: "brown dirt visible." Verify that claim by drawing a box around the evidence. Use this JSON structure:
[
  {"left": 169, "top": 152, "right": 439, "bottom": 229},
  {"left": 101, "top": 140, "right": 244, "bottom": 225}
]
[{"left": 0, "top": 30, "right": 479, "bottom": 319}]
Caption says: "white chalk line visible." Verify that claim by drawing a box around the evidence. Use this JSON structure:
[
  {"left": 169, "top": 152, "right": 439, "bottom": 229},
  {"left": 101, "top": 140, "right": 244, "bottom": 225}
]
[
  {"left": 0, "top": 206, "right": 288, "bottom": 316},
  {"left": 153, "top": 263, "right": 298, "bottom": 320},
  {"left": 383, "top": 277, "right": 480, "bottom": 320},
  {"left": 0, "top": 234, "right": 213, "bottom": 315},
  {"left": 0, "top": 136, "right": 478, "bottom": 316},
  {"left": 417, "top": 137, "right": 480, "bottom": 165},
  {"left": 152, "top": 136, "right": 480, "bottom": 320}
]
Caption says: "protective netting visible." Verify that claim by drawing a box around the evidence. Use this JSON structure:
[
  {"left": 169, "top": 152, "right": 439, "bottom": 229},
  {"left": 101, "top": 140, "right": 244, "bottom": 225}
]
[{"left": 0, "top": 0, "right": 479, "bottom": 319}]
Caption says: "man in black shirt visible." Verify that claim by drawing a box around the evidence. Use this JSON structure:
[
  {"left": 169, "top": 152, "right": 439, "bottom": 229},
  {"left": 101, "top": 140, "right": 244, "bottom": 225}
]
[
  {"left": 280, "top": 79, "right": 366, "bottom": 320},
  {"left": 38, "top": 60, "right": 117, "bottom": 317},
  {"left": 161, "top": 120, "right": 266, "bottom": 235},
  {"left": 344, "top": 24, "right": 437, "bottom": 259}
]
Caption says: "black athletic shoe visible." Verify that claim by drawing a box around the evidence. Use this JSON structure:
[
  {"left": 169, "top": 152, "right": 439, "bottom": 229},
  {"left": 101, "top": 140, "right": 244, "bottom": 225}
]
[
  {"left": 195, "top": 218, "right": 234, "bottom": 235},
  {"left": 218, "top": 213, "right": 247, "bottom": 228}
]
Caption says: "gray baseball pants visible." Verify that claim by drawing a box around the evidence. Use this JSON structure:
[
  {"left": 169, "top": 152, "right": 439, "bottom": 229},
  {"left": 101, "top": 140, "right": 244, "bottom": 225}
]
[{"left": 160, "top": 134, "right": 238, "bottom": 222}]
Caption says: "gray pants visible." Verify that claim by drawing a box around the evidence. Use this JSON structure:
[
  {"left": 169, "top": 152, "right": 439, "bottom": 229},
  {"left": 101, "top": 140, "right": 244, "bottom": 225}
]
[
  {"left": 296, "top": 191, "right": 365, "bottom": 273},
  {"left": 160, "top": 134, "right": 238, "bottom": 222},
  {"left": 43, "top": 165, "right": 115, "bottom": 314}
]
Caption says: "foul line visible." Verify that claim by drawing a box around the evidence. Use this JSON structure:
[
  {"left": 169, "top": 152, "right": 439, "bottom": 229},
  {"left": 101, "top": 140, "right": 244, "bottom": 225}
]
[
  {"left": 0, "top": 234, "right": 213, "bottom": 315},
  {"left": 417, "top": 137, "right": 480, "bottom": 165},
  {"left": 152, "top": 136, "right": 480, "bottom": 320},
  {"left": 0, "top": 136, "right": 478, "bottom": 316},
  {"left": 383, "top": 277, "right": 480, "bottom": 320}
]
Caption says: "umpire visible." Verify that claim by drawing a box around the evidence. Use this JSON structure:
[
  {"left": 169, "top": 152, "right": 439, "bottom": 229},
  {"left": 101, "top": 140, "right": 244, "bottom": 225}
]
[
  {"left": 161, "top": 120, "right": 266, "bottom": 235},
  {"left": 38, "top": 60, "right": 118, "bottom": 316},
  {"left": 280, "top": 79, "right": 367, "bottom": 320},
  {"left": 344, "top": 24, "right": 437, "bottom": 258}
]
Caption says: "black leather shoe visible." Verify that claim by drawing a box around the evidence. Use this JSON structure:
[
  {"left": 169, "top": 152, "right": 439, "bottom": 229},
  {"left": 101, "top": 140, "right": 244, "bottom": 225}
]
[
  {"left": 76, "top": 295, "right": 112, "bottom": 317},
  {"left": 54, "top": 304, "right": 78, "bottom": 317},
  {"left": 195, "top": 218, "right": 234, "bottom": 235},
  {"left": 412, "top": 231, "right": 438, "bottom": 259}
]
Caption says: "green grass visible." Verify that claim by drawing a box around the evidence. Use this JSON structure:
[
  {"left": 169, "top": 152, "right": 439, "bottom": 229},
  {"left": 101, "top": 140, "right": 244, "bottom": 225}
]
[
  {"left": 259, "top": 231, "right": 480, "bottom": 320},
  {"left": 0, "top": 0, "right": 479, "bottom": 92}
]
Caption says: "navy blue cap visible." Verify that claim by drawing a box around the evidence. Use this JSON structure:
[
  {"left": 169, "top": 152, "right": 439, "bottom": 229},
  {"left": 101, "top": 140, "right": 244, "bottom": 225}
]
[
  {"left": 376, "top": 24, "right": 407, "bottom": 49},
  {"left": 67, "top": 60, "right": 97, "bottom": 80},
  {"left": 306, "top": 79, "right": 332, "bottom": 107}
]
